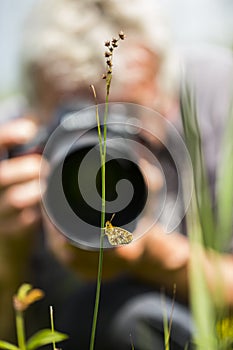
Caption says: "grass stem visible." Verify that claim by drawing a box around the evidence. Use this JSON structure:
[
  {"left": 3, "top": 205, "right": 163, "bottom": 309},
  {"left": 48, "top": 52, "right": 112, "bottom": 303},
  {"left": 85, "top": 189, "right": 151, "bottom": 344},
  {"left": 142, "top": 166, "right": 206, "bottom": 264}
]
[
  {"left": 50, "top": 306, "right": 56, "bottom": 350},
  {"left": 89, "top": 32, "right": 124, "bottom": 350},
  {"left": 16, "top": 310, "right": 26, "bottom": 350},
  {"left": 89, "top": 85, "right": 109, "bottom": 350}
]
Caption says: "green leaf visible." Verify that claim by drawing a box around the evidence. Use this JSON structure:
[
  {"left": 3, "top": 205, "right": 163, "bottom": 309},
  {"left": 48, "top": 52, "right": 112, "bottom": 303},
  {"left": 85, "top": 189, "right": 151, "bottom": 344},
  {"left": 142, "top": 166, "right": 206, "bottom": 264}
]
[
  {"left": 26, "top": 329, "right": 68, "bottom": 350},
  {"left": 0, "top": 341, "right": 19, "bottom": 350}
]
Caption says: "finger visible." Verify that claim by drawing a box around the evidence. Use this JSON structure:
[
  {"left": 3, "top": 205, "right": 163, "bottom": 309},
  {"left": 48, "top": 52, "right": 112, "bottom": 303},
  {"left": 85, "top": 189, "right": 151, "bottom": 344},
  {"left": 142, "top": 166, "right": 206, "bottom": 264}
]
[
  {"left": 0, "top": 207, "right": 41, "bottom": 237},
  {"left": 43, "top": 212, "right": 129, "bottom": 279},
  {"left": 115, "top": 238, "right": 144, "bottom": 261},
  {"left": 0, "top": 154, "right": 41, "bottom": 188},
  {"left": 115, "top": 216, "right": 151, "bottom": 261},
  {"left": 63, "top": 245, "right": 128, "bottom": 280},
  {"left": 139, "top": 158, "right": 164, "bottom": 192},
  {"left": 0, "top": 118, "right": 38, "bottom": 149},
  {"left": 0, "top": 179, "right": 41, "bottom": 217}
]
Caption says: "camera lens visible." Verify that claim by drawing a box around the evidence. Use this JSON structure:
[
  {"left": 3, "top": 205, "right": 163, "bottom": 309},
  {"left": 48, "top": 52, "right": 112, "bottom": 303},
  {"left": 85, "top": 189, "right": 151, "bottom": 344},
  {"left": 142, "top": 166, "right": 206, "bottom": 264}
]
[
  {"left": 45, "top": 133, "right": 148, "bottom": 241},
  {"left": 61, "top": 144, "right": 147, "bottom": 228}
]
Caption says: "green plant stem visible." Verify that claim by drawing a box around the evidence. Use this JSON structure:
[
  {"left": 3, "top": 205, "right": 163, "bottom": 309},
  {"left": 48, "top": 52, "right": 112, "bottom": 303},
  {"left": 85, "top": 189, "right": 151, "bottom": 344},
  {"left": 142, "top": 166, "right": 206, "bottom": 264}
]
[
  {"left": 91, "top": 85, "right": 103, "bottom": 153},
  {"left": 103, "top": 94, "right": 109, "bottom": 161},
  {"left": 161, "top": 293, "right": 170, "bottom": 350},
  {"left": 16, "top": 310, "right": 26, "bottom": 350},
  {"left": 90, "top": 194, "right": 105, "bottom": 350},
  {"left": 50, "top": 306, "right": 56, "bottom": 350},
  {"left": 89, "top": 90, "right": 109, "bottom": 350}
]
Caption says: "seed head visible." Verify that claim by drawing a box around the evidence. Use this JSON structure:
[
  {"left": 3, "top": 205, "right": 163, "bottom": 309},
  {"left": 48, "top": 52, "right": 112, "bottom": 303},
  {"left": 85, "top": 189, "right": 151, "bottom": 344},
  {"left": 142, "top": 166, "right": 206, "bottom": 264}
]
[
  {"left": 104, "top": 51, "right": 112, "bottom": 58},
  {"left": 104, "top": 40, "right": 111, "bottom": 47},
  {"left": 119, "top": 31, "right": 126, "bottom": 40},
  {"left": 106, "top": 59, "right": 113, "bottom": 67},
  {"left": 102, "top": 32, "right": 126, "bottom": 90},
  {"left": 111, "top": 37, "right": 118, "bottom": 44}
]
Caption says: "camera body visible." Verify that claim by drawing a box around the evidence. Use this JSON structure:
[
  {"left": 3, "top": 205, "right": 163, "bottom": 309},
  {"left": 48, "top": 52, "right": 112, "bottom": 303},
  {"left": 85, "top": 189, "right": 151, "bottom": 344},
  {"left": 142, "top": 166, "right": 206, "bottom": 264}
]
[
  {"left": 5, "top": 101, "right": 190, "bottom": 248},
  {"left": 9, "top": 102, "right": 149, "bottom": 249},
  {"left": 43, "top": 103, "right": 149, "bottom": 249}
]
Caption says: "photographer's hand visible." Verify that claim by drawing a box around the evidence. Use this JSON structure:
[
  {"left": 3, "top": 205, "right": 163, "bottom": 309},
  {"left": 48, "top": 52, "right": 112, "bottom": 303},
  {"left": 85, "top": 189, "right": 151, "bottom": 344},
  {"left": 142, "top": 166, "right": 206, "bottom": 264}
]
[
  {"left": 0, "top": 118, "right": 41, "bottom": 237},
  {"left": 44, "top": 215, "right": 189, "bottom": 299},
  {"left": 47, "top": 220, "right": 233, "bottom": 306},
  {"left": 0, "top": 117, "right": 43, "bottom": 338}
]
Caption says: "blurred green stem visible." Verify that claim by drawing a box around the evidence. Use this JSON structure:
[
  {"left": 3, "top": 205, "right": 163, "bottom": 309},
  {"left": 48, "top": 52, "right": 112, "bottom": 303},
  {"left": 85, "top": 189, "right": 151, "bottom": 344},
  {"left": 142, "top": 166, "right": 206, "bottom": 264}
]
[
  {"left": 89, "top": 91, "right": 109, "bottom": 350},
  {"left": 16, "top": 310, "right": 26, "bottom": 350},
  {"left": 50, "top": 306, "right": 56, "bottom": 350}
]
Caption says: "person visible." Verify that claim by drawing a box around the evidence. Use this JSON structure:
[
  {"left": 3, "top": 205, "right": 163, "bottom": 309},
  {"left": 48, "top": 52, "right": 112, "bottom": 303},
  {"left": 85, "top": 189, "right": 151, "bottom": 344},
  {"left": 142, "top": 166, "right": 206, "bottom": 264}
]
[{"left": 0, "top": 0, "right": 233, "bottom": 349}]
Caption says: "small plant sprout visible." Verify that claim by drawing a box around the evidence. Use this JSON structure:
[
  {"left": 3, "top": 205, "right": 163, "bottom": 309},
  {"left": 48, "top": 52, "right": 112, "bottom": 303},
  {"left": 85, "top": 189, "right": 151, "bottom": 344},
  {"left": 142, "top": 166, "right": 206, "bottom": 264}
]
[
  {"left": 0, "top": 284, "right": 68, "bottom": 350},
  {"left": 13, "top": 284, "right": 44, "bottom": 313}
]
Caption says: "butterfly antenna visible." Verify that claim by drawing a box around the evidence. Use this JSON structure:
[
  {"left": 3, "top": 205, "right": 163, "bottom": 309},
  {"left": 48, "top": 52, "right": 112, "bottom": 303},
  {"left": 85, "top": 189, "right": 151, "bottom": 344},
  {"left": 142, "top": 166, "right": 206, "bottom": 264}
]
[{"left": 110, "top": 213, "right": 115, "bottom": 223}]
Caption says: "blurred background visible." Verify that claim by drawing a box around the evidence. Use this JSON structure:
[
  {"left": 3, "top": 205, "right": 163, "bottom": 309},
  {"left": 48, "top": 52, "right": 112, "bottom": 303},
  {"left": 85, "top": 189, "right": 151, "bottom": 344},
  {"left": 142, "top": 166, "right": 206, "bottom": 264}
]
[{"left": 0, "top": 0, "right": 233, "bottom": 100}]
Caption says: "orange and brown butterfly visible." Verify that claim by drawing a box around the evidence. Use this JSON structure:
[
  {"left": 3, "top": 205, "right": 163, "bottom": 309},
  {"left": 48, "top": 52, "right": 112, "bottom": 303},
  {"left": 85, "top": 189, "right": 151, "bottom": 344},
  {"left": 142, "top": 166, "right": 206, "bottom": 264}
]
[{"left": 104, "top": 214, "right": 133, "bottom": 246}]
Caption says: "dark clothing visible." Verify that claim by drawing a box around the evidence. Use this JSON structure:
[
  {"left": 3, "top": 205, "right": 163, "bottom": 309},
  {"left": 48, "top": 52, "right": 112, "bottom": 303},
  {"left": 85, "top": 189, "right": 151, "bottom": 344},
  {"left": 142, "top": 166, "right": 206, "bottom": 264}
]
[{"left": 57, "top": 277, "right": 193, "bottom": 350}]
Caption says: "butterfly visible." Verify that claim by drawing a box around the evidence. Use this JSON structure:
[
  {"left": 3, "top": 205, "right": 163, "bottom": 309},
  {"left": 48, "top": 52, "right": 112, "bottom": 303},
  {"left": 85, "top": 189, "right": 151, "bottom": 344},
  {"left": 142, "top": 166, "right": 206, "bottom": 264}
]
[{"left": 104, "top": 214, "right": 133, "bottom": 246}]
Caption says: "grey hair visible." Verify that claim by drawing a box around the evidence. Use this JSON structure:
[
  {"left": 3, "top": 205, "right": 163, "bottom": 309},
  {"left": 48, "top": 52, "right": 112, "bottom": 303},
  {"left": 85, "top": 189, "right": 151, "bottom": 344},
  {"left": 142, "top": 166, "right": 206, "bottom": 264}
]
[{"left": 21, "top": 0, "right": 178, "bottom": 105}]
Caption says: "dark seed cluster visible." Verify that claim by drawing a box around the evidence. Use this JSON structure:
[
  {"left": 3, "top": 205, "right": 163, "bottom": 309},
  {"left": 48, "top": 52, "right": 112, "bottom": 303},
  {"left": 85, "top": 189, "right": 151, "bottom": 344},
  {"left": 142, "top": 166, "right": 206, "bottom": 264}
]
[{"left": 102, "top": 31, "right": 126, "bottom": 80}]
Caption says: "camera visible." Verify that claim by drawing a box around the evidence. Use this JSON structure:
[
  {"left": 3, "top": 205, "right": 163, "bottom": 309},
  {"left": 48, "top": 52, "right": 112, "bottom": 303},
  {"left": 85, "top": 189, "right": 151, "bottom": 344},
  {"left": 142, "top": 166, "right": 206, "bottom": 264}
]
[
  {"left": 8, "top": 102, "right": 151, "bottom": 249},
  {"left": 43, "top": 102, "right": 150, "bottom": 249}
]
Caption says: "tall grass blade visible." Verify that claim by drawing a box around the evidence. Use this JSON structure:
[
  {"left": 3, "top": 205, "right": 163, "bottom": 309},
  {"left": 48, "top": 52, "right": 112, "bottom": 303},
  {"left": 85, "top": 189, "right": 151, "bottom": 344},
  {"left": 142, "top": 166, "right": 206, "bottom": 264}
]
[
  {"left": 186, "top": 193, "right": 217, "bottom": 350},
  {"left": 180, "top": 82, "right": 216, "bottom": 248},
  {"left": 180, "top": 82, "right": 218, "bottom": 349},
  {"left": 216, "top": 101, "right": 233, "bottom": 251}
]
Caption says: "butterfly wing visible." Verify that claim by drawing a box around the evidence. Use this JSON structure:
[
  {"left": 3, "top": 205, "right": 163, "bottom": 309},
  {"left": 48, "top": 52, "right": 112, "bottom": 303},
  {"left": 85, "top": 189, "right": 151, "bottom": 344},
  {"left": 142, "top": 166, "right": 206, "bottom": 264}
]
[{"left": 105, "top": 227, "right": 133, "bottom": 246}]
